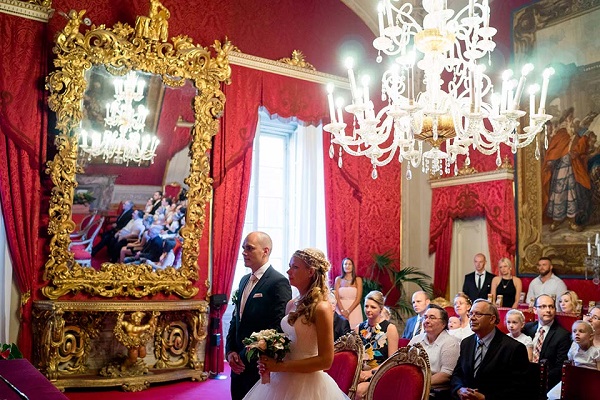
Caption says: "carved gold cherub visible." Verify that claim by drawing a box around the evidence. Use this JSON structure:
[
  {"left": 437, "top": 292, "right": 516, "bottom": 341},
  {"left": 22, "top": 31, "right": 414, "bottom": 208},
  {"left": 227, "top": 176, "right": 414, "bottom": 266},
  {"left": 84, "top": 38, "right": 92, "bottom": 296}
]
[{"left": 115, "top": 311, "right": 159, "bottom": 368}]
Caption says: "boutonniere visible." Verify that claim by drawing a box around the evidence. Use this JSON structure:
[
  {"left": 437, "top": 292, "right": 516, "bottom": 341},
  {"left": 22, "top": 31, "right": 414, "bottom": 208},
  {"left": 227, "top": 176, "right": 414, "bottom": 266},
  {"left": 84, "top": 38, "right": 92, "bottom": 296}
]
[{"left": 231, "top": 289, "right": 240, "bottom": 305}]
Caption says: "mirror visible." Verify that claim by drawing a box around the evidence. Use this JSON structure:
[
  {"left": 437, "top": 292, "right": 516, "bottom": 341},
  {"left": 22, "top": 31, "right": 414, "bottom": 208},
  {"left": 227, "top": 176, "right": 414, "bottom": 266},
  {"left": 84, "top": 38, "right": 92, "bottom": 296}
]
[{"left": 44, "top": 2, "right": 232, "bottom": 298}]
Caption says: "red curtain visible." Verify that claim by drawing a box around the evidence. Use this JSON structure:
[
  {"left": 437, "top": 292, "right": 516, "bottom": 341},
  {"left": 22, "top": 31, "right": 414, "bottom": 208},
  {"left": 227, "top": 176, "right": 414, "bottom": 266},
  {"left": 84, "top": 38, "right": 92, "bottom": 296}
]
[
  {"left": 0, "top": 13, "right": 47, "bottom": 358},
  {"left": 429, "top": 179, "right": 516, "bottom": 297},
  {"left": 207, "top": 65, "right": 331, "bottom": 371}
]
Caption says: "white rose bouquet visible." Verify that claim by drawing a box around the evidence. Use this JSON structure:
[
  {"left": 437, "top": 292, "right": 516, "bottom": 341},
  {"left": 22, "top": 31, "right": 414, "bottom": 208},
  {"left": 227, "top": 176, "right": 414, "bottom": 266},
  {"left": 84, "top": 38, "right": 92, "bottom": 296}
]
[{"left": 243, "top": 329, "right": 291, "bottom": 384}]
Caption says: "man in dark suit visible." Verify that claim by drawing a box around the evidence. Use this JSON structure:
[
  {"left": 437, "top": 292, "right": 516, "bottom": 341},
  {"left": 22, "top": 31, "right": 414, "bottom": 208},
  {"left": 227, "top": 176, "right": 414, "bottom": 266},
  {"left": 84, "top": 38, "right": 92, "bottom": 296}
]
[
  {"left": 523, "top": 294, "right": 571, "bottom": 388},
  {"left": 329, "top": 292, "right": 351, "bottom": 341},
  {"left": 462, "top": 253, "right": 495, "bottom": 303},
  {"left": 91, "top": 200, "right": 134, "bottom": 256},
  {"left": 451, "top": 299, "right": 531, "bottom": 399},
  {"left": 226, "top": 231, "right": 292, "bottom": 400},
  {"left": 402, "top": 290, "right": 430, "bottom": 339}
]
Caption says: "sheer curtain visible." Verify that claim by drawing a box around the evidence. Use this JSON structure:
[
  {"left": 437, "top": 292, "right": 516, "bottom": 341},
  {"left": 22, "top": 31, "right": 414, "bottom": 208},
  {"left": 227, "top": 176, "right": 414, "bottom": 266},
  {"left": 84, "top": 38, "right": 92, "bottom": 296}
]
[{"left": 289, "top": 122, "right": 327, "bottom": 254}]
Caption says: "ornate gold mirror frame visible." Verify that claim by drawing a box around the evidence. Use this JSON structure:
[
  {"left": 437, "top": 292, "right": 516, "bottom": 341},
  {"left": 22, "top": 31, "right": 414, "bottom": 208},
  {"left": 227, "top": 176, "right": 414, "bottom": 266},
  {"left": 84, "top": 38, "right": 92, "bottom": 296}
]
[{"left": 44, "top": 3, "right": 231, "bottom": 299}]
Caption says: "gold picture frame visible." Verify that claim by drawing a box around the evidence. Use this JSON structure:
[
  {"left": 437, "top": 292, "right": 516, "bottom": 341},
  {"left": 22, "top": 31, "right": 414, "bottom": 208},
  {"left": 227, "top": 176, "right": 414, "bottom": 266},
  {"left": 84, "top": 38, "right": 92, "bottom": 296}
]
[
  {"left": 515, "top": 1, "right": 600, "bottom": 276},
  {"left": 43, "top": 2, "right": 232, "bottom": 298}
]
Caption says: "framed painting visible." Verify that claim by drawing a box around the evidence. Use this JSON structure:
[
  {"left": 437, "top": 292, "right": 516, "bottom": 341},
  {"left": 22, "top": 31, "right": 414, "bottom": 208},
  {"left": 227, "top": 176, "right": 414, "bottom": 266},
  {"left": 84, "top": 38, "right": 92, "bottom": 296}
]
[{"left": 514, "top": 0, "right": 600, "bottom": 277}]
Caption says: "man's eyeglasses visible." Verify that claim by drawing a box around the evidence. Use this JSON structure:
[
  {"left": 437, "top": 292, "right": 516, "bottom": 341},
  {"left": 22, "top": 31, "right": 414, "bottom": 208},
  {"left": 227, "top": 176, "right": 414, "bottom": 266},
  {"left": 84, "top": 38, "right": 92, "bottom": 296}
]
[
  {"left": 468, "top": 312, "right": 493, "bottom": 319},
  {"left": 534, "top": 304, "right": 556, "bottom": 310},
  {"left": 422, "top": 315, "right": 439, "bottom": 321},
  {"left": 585, "top": 313, "right": 600, "bottom": 321}
]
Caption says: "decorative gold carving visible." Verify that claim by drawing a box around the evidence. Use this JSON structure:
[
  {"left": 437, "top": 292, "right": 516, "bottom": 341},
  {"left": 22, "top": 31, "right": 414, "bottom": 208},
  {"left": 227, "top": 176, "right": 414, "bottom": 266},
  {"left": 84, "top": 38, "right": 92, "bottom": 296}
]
[
  {"left": 43, "top": 1, "right": 231, "bottom": 299},
  {"left": 277, "top": 50, "right": 316, "bottom": 70},
  {"left": 33, "top": 300, "right": 208, "bottom": 391},
  {"left": 457, "top": 163, "right": 478, "bottom": 176},
  {"left": 497, "top": 156, "right": 514, "bottom": 171}
]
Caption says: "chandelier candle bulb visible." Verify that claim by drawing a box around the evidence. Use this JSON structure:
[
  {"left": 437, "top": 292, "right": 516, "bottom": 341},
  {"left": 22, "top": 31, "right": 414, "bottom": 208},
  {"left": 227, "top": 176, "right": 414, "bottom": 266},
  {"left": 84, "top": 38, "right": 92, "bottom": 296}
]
[
  {"left": 345, "top": 58, "right": 358, "bottom": 101},
  {"left": 336, "top": 97, "right": 344, "bottom": 125},
  {"left": 327, "top": 84, "right": 336, "bottom": 124},
  {"left": 538, "top": 67, "right": 554, "bottom": 113},
  {"left": 378, "top": 4, "right": 385, "bottom": 36},
  {"left": 500, "top": 70, "right": 513, "bottom": 112},
  {"left": 589, "top": 238, "right": 592, "bottom": 256}
]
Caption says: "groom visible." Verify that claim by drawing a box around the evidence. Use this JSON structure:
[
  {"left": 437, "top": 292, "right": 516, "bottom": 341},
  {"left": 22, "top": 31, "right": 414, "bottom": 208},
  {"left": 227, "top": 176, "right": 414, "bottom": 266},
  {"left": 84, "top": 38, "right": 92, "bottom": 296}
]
[{"left": 226, "top": 231, "right": 292, "bottom": 400}]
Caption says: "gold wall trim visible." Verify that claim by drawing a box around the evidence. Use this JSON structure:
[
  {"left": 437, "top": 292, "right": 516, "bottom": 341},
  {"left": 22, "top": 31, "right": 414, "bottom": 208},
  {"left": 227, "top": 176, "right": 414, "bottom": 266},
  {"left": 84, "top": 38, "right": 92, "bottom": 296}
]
[
  {"left": 429, "top": 170, "right": 514, "bottom": 189},
  {"left": 0, "top": 0, "right": 53, "bottom": 22},
  {"left": 35, "top": 299, "right": 208, "bottom": 312},
  {"left": 229, "top": 51, "right": 350, "bottom": 89}
]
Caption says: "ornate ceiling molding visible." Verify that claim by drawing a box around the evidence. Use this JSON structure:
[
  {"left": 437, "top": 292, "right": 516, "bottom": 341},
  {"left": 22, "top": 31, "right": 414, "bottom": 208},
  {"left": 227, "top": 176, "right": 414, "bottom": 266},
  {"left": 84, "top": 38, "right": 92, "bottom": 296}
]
[
  {"left": 0, "top": 0, "right": 53, "bottom": 22},
  {"left": 229, "top": 50, "right": 350, "bottom": 89}
]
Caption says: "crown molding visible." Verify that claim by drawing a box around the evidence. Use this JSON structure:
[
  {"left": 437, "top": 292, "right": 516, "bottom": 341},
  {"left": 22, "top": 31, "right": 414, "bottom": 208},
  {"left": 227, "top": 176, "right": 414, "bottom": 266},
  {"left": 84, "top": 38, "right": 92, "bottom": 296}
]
[
  {"left": 229, "top": 51, "right": 350, "bottom": 89},
  {"left": 0, "top": 0, "right": 53, "bottom": 22},
  {"left": 429, "top": 169, "right": 514, "bottom": 188}
]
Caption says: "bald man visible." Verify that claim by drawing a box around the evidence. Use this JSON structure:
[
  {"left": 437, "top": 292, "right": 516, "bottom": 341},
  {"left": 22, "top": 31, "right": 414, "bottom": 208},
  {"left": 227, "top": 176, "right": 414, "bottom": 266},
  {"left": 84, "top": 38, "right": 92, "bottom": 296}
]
[
  {"left": 462, "top": 253, "right": 495, "bottom": 303},
  {"left": 225, "top": 231, "right": 292, "bottom": 400},
  {"left": 402, "top": 291, "right": 431, "bottom": 339}
]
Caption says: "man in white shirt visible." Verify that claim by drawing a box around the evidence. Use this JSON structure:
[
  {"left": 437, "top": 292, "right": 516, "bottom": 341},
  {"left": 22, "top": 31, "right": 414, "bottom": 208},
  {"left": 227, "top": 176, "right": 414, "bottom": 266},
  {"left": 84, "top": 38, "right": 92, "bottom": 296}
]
[
  {"left": 402, "top": 291, "right": 430, "bottom": 339},
  {"left": 409, "top": 304, "right": 460, "bottom": 388},
  {"left": 525, "top": 257, "right": 567, "bottom": 308}
]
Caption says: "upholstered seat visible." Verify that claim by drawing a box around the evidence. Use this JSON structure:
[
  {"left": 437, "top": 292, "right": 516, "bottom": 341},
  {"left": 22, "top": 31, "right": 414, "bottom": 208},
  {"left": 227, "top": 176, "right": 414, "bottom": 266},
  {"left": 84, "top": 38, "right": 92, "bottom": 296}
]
[
  {"left": 529, "top": 359, "right": 548, "bottom": 400},
  {"left": 69, "top": 217, "right": 104, "bottom": 267},
  {"left": 554, "top": 312, "right": 579, "bottom": 332},
  {"left": 70, "top": 210, "right": 98, "bottom": 240},
  {"left": 325, "top": 331, "right": 363, "bottom": 399},
  {"left": 366, "top": 343, "right": 431, "bottom": 400},
  {"left": 398, "top": 338, "right": 410, "bottom": 348},
  {"left": 560, "top": 360, "right": 600, "bottom": 400}
]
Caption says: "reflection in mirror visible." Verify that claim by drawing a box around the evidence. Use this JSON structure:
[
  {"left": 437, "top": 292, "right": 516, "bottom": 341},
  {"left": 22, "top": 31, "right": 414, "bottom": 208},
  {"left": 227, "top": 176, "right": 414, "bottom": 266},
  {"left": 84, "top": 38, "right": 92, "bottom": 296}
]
[
  {"left": 73, "top": 70, "right": 196, "bottom": 270},
  {"left": 43, "top": 3, "right": 232, "bottom": 298}
]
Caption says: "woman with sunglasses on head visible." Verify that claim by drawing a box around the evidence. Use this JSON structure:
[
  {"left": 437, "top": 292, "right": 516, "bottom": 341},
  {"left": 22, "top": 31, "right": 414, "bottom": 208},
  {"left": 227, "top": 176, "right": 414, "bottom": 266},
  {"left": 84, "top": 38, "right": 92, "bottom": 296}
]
[{"left": 355, "top": 290, "right": 399, "bottom": 400}]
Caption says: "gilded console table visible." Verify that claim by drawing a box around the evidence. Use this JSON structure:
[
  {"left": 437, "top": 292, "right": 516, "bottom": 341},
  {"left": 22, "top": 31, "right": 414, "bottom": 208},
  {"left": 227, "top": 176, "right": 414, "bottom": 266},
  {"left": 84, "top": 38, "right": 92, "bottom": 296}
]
[{"left": 32, "top": 300, "right": 209, "bottom": 392}]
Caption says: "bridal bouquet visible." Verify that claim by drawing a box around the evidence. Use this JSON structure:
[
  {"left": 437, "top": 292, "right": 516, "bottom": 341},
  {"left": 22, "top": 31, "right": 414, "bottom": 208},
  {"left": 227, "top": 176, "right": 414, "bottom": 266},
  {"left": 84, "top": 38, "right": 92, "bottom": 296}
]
[{"left": 243, "top": 329, "right": 291, "bottom": 384}]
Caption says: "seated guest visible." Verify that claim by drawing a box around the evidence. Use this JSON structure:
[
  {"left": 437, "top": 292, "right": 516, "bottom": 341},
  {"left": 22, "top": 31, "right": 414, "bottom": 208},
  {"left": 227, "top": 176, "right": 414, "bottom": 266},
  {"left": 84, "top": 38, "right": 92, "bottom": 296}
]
[
  {"left": 449, "top": 292, "right": 474, "bottom": 341},
  {"left": 355, "top": 291, "right": 399, "bottom": 400},
  {"left": 584, "top": 306, "right": 600, "bottom": 347},
  {"left": 91, "top": 201, "right": 134, "bottom": 256},
  {"left": 448, "top": 316, "right": 461, "bottom": 331},
  {"left": 505, "top": 309, "right": 533, "bottom": 361},
  {"left": 145, "top": 239, "right": 176, "bottom": 270},
  {"left": 105, "top": 210, "right": 145, "bottom": 262},
  {"left": 409, "top": 304, "right": 460, "bottom": 389},
  {"left": 451, "top": 299, "right": 531, "bottom": 400},
  {"left": 119, "top": 215, "right": 155, "bottom": 262},
  {"left": 546, "top": 320, "right": 600, "bottom": 400},
  {"left": 124, "top": 226, "right": 163, "bottom": 264},
  {"left": 149, "top": 191, "right": 162, "bottom": 215},
  {"left": 328, "top": 292, "right": 351, "bottom": 341},
  {"left": 402, "top": 290, "right": 430, "bottom": 339},
  {"left": 559, "top": 290, "right": 579, "bottom": 314},
  {"left": 524, "top": 294, "right": 571, "bottom": 388},
  {"left": 490, "top": 257, "right": 522, "bottom": 308}
]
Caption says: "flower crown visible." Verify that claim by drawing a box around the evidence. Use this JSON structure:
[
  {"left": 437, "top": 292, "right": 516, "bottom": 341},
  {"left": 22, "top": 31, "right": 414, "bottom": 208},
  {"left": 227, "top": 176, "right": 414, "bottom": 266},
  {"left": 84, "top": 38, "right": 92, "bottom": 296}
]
[{"left": 293, "top": 248, "right": 330, "bottom": 274}]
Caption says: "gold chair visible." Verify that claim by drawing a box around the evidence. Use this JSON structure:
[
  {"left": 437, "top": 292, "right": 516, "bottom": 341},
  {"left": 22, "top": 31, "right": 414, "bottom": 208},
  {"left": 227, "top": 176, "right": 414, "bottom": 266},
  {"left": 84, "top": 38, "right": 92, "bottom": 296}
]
[
  {"left": 325, "top": 332, "right": 364, "bottom": 399},
  {"left": 366, "top": 343, "right": 431, "bottom": 400}
]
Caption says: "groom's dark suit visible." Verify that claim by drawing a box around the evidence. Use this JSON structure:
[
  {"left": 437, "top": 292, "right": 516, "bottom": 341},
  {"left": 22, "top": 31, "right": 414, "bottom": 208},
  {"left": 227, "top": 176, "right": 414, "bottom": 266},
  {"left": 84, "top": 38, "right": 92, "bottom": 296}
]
[
  {"left": 226, "top": 266, "right": 291, "bottom": 400},
  {"left": 451, "top": 327, "right": 531, "bottom": 400}
]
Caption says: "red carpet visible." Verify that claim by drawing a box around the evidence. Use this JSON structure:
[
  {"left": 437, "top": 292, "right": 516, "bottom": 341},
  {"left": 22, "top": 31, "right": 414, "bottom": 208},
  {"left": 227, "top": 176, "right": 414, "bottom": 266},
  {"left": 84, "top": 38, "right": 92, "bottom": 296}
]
[{"left": 65, "top": 365, "right": 231, "bottom": 400}]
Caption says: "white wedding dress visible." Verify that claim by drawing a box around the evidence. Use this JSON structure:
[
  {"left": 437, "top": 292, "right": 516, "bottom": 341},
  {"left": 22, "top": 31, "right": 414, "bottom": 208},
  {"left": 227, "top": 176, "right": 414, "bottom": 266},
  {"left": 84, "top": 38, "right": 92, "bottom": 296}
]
[{"left": 243, "top": 315, "right": 350, "bottom": 400}]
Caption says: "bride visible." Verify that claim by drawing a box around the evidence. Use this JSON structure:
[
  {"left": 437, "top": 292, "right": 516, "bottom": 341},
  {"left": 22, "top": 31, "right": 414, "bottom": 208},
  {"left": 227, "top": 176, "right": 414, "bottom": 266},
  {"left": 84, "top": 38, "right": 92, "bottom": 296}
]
[{"left": 243, "top": 248, "right": 350, "bottom": 400}]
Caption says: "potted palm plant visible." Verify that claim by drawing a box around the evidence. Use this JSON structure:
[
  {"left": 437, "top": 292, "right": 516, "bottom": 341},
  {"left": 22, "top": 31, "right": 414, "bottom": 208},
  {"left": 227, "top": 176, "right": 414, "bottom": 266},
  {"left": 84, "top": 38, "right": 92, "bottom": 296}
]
[{"left": 361, "top": 251, "right": 433, "bottom": 326}]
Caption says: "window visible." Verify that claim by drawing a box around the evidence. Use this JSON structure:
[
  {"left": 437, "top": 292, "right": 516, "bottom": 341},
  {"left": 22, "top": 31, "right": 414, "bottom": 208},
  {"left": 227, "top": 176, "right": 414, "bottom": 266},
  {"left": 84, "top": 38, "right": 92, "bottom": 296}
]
[{"left": 222, "top": 108, "right": 327, "bottom": 334}]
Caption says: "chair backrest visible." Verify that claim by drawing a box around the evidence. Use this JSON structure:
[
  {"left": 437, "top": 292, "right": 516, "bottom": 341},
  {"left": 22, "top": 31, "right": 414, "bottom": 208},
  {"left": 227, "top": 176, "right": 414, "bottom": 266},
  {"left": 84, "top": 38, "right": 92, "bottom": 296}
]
[
  {"left": 444, "top": 306, "right": 456, "bottom": 318},
  {"left": 70, "top": 211, "right": 98, "bottom": 239},
  {"left": 164, "top": 182, "right": 182, "bottom": 200},
  {"left": 398, "top": 338, "right": 411, "bottom": 348},
  {"left": 528, "top": 359, "right": 548, "bottom": 400},
  {"left": 560, "top": 361, "right": 600, "bottom": 400},
  {"left": 325, "top": 332, "right": 363, "bottom": 399},
  {"left": 71, "top": 217, "right": 105, "bottom": 253},
  {"left": 366, "top": 343, "right": 431, "bottom": 400},
  {"left": 554, "top": 312, "right": 579, "bottom": 332}
]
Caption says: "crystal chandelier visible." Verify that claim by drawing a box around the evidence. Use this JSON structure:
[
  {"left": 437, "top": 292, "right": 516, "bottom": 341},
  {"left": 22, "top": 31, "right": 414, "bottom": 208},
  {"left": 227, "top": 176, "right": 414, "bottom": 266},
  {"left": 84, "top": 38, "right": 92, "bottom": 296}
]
[
  {"left": 79, "top": 71, "right": 160, "bottom": 166},
  {"left": 324, "top": 0, "right": 554, "bottom": 179}
]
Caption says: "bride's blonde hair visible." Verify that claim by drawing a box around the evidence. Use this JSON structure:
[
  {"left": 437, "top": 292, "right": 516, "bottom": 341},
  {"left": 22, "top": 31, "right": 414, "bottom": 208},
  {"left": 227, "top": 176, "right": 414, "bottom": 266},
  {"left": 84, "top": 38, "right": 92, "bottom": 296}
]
[{"left": 288, "top": 248, "right": 330, "bottom": 326}]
